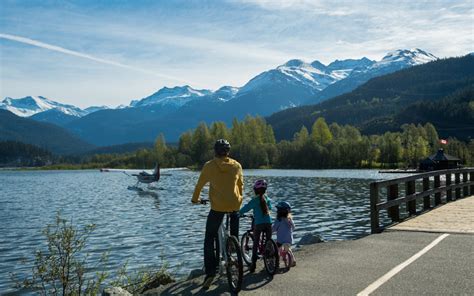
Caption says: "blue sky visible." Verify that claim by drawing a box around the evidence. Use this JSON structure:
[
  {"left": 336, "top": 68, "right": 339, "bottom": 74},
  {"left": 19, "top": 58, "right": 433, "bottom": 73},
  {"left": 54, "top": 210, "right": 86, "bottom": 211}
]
[{"left": 1, "top": 0, "right": 473, "bottom": 108}]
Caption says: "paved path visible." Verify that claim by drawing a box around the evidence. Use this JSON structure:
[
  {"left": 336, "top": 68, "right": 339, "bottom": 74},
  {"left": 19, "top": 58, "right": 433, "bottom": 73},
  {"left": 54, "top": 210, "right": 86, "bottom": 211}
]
[{"left": 146, "top": 196, "right": 474, "bottom": 295}]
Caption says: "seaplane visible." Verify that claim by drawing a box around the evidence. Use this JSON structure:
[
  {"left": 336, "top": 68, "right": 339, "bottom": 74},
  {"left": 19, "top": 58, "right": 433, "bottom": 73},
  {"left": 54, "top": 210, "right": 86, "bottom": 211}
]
[{"left": 127, "top": 164, "right": 160, "bottom": 191}]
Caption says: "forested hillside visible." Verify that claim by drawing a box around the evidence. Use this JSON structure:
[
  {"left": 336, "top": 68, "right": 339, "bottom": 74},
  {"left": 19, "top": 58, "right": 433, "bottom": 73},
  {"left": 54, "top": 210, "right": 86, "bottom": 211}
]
[
  {"left": 0, "top": 110, "right": 94, "bottom": 154},
  {"left": 0, "top": 141, "right": 53, "bottom": 166},
  {"left": 267, "top": 55, "right": 474, "bottom": 140}
]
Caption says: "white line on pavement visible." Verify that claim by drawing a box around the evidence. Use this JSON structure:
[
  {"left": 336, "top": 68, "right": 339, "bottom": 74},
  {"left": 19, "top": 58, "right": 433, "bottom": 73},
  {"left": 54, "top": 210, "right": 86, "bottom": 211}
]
[{"left": 357, "top": 233, "right": 450, "bottom": 296}]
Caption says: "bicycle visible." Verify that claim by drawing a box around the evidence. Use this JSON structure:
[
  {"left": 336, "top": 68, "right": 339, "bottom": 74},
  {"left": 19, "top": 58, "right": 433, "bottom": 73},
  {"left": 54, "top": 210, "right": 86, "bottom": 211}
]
[
  {"left": 200, "top": 199, "right": 243, "bottom": 293},
  {"left": 240, "top": 214, "right": 279, "bottom": 275}
]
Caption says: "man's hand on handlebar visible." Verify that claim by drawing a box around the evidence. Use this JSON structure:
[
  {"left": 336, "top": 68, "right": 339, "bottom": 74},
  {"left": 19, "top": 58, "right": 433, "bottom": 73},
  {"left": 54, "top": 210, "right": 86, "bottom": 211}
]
[{"left": 192, "top": 198, "right": 208, "bottom": 205}]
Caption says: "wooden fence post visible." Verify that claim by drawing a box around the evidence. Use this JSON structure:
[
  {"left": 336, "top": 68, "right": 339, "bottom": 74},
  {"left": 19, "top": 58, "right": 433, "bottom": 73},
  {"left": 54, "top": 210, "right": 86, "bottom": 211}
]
[
  {"left": 434, "top": 175, "right": 441, "bottom": 206},
  {"left": 446, "top": 173, "right": 452, "bottom": 202},
  {"left": 463, "top": 172, "right": 469, "bottom": 197},
  {"left": 370, "top": 183, "right": 380, "bottom": 234},
  {"left": 423, "top": 177, "right": 430, "bottom": 210},
  {"left": 470, "top": 172, "right": 474, "bottom": 196},
  {"left": 455, "top": 173, "right": 461, "bottom": 199},
  {"left": 406, "top": 180, "right": 416, "bottom": 215},
  {"left": 387, "top": 184, "right": 400, "bottom": 222}
]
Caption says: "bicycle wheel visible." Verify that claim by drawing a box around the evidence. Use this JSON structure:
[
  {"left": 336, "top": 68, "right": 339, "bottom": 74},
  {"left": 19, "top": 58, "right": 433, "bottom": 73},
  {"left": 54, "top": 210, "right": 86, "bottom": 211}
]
[
  {"left": 240, "top": 232, "right": 253, "bottom": 266},
  {"left": 263, "top": 239, "right": 279, "bottom": 275},
  {"left": 226, "top": 235, "right": 243, "bottom": 293}
]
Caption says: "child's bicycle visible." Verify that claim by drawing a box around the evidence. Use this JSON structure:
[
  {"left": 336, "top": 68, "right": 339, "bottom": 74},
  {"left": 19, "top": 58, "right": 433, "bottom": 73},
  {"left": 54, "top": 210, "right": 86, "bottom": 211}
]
[
  {"left": 240, "top": 214, "right": 279, "bottom": 275},
  {"left": 200, "top": 199, "right": 243, "bottom": 293},
  {"left": 278, "top": 243, "right": 295, "bottom": 270}
]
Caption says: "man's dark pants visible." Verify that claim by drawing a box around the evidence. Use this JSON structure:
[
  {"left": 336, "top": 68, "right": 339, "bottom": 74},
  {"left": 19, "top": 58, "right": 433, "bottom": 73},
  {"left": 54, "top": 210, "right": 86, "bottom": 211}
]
[{"left": 204, "top": 209, "right": 239, "bottom": 276}]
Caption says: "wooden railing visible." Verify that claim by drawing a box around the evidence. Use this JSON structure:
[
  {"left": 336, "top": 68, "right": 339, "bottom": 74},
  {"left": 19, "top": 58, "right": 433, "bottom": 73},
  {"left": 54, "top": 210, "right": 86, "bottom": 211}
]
[{"left": 370, "top": 168, "right": 474, "bottom": 233}]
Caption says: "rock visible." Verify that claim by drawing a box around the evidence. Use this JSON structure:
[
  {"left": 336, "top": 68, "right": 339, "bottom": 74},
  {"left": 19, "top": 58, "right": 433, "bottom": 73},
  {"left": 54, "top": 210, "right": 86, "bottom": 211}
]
[
  {"left": 297, "top": 233, "right": 324, "bottom": 246},
  {"left": 187, "top": 268, "right": 205, "bottom": 280},
  {"left": 102, "top": 287, "right": 132, "bottom": 296}
]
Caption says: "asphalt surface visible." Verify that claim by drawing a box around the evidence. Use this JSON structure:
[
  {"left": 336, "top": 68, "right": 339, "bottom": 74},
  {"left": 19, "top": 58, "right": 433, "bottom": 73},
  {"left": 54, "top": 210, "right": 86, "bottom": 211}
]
[{"left": 145, "top": 231, "right": 473, "bottom": 295}]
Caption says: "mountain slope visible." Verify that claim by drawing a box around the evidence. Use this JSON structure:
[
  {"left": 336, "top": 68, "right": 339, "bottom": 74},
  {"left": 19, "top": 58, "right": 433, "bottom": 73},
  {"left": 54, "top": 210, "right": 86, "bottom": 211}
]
[
  {"left": 0, "top": 110, "right": 95, "bottom": 154},
  {"left": 267, "top": 55, "right": 474, "bottom": 140},
  {"left": 308, "top": 48, "right": 438, "bottom": 104},
  {"left": 30, "top": 109, "right": 80, "bottom": 125}
]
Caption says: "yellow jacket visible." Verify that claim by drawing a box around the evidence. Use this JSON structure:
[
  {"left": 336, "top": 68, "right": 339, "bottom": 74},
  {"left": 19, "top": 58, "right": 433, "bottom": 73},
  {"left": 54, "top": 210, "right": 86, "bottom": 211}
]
[{"left": 192, "top": 156, "right": 244, "bottom": 212}]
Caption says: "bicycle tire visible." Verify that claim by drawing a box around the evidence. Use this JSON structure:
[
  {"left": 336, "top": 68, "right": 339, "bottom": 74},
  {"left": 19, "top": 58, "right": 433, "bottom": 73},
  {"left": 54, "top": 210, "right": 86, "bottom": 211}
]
[
  {"left": 240, "top": 232, "right": 254, "bottom": 266},
  {"left": 263, "top": 238, "right": 279, "bottom": 275},
  {"left": 226, "top": 235, "right": 243, "bottom": 293}
]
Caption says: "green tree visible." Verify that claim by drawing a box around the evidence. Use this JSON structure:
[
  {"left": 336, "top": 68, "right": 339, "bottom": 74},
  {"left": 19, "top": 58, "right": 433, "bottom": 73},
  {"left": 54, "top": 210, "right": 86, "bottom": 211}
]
[
  {"left": 293, "top": 126, "right": 309, "bottom": 147},
  {"left": 154, "top": 133, "right": 167, "bottom": 166},
  {"left": 210, "top": 122, "right": 230, "bottom": 140},
  {"left": 424, "top": 123, "right": 439, "bottom": 151},
  {"left": 178, "top": 131, "right": 193, "bottom": 155},
  {"left": 311, "top": 117, "right": 333, "bottom": 146},
  {"left": 191, "top": 122, "right": 213, "bottom": 165}
]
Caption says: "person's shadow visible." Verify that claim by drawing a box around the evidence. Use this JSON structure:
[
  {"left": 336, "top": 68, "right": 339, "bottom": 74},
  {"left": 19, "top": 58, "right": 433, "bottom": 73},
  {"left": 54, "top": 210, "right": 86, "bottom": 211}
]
[{"left": 153, "top": 265, "right": 274, "bottom": 295}]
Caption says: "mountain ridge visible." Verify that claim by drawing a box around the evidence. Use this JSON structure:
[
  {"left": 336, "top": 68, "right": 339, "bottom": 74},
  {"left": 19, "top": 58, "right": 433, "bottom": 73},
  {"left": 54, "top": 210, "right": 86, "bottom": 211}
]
[{"left": 267, "top": 54, "right": 474, "bottom": 141}]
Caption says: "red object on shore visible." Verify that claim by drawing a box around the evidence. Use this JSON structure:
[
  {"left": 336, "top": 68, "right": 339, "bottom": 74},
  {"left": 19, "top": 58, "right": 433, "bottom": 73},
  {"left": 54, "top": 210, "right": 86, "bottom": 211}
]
[{"left": 440, "top": 139, "right": 448, "bottom": 145}]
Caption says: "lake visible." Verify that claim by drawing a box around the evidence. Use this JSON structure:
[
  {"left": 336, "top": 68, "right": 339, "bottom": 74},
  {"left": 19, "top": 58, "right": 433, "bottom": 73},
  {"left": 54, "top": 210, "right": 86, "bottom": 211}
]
[{"left": 0, "top": 169, "right": 412, "bottom": 293}]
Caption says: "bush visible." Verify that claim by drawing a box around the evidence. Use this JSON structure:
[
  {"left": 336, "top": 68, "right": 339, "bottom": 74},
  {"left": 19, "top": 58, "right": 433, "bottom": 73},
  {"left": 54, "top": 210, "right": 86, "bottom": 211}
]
[
  {"left": 13, "top": 213, "right": 107, "bottom": 295},
  {"left": 12, "top": 213, "right": 175, "bottom": 295}
]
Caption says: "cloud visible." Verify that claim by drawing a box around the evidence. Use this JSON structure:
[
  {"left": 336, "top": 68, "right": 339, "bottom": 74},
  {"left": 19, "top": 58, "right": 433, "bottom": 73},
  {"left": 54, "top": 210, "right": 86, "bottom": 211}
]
[{"left": 0, "top": 33, "right": 196, "bottom": 86}]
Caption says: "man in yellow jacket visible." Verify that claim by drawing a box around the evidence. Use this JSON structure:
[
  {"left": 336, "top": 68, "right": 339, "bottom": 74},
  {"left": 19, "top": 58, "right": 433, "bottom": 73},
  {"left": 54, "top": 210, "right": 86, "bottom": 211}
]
[{"left": 192, "top": 139, "right": 243, "bottom": 288}]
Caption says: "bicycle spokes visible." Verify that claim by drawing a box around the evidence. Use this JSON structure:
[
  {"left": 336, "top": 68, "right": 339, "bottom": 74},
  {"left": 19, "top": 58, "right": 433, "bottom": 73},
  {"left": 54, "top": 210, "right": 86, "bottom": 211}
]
[
  {"left": 226, "top": 236, "right": 243, "bottom": 293},
  {"left": 263, "top": 239, "right": 279, "bottom": 275}
]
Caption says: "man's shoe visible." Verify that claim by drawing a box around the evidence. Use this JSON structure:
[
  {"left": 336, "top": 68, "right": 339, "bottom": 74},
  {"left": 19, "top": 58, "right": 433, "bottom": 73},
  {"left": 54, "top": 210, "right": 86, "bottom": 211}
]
[
  {"left": 202, "top": 275, "right": 215, "bottom": 289},
  {"left": 249, "top": 263, "right": 256, "bottom": 273}
]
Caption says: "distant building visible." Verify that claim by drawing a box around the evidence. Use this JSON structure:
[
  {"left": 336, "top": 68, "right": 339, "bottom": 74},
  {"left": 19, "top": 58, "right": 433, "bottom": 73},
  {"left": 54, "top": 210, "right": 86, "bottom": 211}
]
[{"left": 419, "top": 149, "right": 461, "bottom": 171}]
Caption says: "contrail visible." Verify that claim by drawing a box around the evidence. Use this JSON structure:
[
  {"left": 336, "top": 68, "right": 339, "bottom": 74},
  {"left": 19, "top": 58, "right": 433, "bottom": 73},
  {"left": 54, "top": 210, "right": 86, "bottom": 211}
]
[{"left": 0, "top": 33, "right": 195, "bottom": 86}]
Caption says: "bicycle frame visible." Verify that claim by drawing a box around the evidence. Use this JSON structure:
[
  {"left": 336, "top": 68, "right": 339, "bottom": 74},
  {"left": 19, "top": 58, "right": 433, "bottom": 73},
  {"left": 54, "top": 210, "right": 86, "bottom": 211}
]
[
  {"left": 217, "top": 213, "right": 231, "bottom": 273},
  {"left": 242, "top": 215, "right": 266, "bottom": 256}
]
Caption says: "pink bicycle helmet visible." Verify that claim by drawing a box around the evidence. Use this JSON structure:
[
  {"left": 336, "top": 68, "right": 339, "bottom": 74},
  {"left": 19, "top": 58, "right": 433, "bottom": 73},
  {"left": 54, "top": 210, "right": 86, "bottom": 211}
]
[{"left": 253, "top": 179, "right": 268, "bottom": 190}]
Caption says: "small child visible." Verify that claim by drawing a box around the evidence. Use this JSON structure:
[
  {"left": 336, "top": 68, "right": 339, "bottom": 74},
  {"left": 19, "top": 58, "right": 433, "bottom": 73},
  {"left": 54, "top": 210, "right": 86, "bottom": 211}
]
[
  {"left": 272, "top": 201, "right": 296, "bottom": 266},
  {"left": 239, "top": 179, "right": 272, "bottom": 272}
]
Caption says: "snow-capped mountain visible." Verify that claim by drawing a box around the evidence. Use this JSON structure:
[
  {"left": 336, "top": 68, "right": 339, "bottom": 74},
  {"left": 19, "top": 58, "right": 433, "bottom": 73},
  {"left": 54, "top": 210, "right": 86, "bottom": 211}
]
[
  {"left": 131, "top": 85, "right": 213, "bottom": 108},
  {"left": 370, "top": 48, "right": 437, "bottom": 71},
  {"left": 239, "top": 57, "right": 374, "bottom": 95},
  {"left": 214, "top": 86, "right": 239, "bottom": 102},
  {"left": 309, "top": 48, "right": 438, "bottom": 103},
  {"left": 2, "top": 48, "right": 443, "bottom": 146},
  {"left": 0, "top": 96, "right": 86, "bottom": 117}
]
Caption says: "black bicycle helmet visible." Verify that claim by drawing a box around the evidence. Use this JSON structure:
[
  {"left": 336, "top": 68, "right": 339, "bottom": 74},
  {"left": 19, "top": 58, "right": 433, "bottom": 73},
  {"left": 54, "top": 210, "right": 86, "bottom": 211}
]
[
  {"left": 276, "top": 201, "right": 291, "bottom": 211},
  {"left": 214, "top": 139, "right": 231, "bottom": 156}
]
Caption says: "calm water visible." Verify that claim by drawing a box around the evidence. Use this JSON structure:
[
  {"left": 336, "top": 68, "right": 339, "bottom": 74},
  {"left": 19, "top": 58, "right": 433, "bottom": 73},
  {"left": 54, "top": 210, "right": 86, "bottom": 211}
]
[{"left": 0, "top": 169, "right": 411, "bottom": 293}]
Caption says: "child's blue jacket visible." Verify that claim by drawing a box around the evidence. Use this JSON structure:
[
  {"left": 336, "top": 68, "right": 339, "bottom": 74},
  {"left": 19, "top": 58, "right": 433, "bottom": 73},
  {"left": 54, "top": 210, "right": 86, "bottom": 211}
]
[{"left": 239, "top": 195, "right": 272, "bottom": 225}]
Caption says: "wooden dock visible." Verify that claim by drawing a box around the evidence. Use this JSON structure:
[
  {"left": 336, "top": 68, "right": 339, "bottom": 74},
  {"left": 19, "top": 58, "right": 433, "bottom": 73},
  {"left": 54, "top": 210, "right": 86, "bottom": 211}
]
[{"left": 390, "top": 195, "right": 474, "bottom": 234}]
